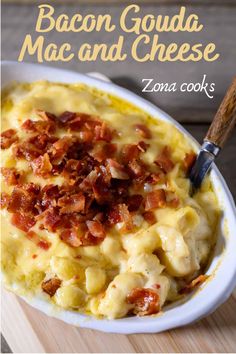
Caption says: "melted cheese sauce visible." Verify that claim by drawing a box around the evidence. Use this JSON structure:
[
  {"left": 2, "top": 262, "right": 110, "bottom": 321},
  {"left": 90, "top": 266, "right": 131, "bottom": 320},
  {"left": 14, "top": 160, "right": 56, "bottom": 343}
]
[{"left": 1, "top": 81, "right": 220, "bottom": 319}]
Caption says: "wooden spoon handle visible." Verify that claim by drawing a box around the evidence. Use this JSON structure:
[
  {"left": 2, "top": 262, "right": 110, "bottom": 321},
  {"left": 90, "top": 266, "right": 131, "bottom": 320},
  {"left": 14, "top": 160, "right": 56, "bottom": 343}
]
[{"left": 204, "top": 77, "right": 236, "bottom": 148}]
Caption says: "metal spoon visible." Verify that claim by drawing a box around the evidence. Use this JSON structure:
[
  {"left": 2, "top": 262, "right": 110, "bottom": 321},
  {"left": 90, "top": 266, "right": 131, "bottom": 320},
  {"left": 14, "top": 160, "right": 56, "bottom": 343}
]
[{"left": 189, "top": 77, "right": 236, "bottom": 193}]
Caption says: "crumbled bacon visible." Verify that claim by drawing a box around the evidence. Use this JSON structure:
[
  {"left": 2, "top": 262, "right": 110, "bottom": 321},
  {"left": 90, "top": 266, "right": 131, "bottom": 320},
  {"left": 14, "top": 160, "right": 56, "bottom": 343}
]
[
  {"left": 121, "top": 144, "right": 140, "bottom": 164},
  {"left": 128, "top": 159, "right": 146, "bottom": 179},
  {"left": 21, "top": 119, "right": 56, "bottom": 134},
  {"left": 0, "top": 129, "right": 18, "bottom": 149},
  {"left": 36, "top": 110, "right": 57, "bottom": 122},
  {"left": 89, "top": 143, "right": 117, "bottom": 162},
  {"left": 13, "top": 141, "right": 42, "bottom": 161},
  {"left": 31, "top": 153, "right": 52, "bottom": 176},
  {"left": 143, "top": 211, "right": 157, "bottom": 225},
  {"left": 37, "top": 208, "right": 61, "bottom": 232},
  {"left": 137, "top": 141, "right": 149, "bottom": 152},
  {"left": 11, "top": 213, "right": 36, "bottom": 232},
  {"left": 7, "top": 184, "right": 39, "bottom": 214},
  {"left": 107, "top": 203, "right": 133, "bottom": 231},
  {"left": 80, "top": 231, "right": 104, "bottom": 246},
  {"left": 106, "top": 159, "right": 129, "bottom": 180},
  {"left": 0, "top": 167, "right": 22, "bottom": 185},
  {"left": 60, "top": 228, "right": 81, "bottom": 247},
  {"left": 145, "top": 172, "right": 164, "bottom": 185},
  {"left": 58, "top": 193, "right": 86, "bottom": 214},
  {"left": 42, "top": 278, "right": 61, "bottom": 297},
  {"left": 28, "top": 134, "right": 57, "bottom": 151},
  {"left": 2, "top": 110, "right": 181, "bottom": 250},
  {"left": 134, "top": 124, "right": 152, "bottom": 139},
  {"left": 58, "top": 111, "right": 76, "bottom": 123},
  {"left": 94, "top": 121, "right": 113, "bottom": 142},
  {"left": 49, "top": 136, "right": 75, "bottom": 164},
  {"left": 126, "top": 194, "right": 143, "bottom": 212},
  {"left": 145, "top": 189, "right": 166, "bottom": 210},
  {"left": 126, "top": 287, "right": 160, "bottom": 316},
  {"left": 154, "top": 146, "right": 174, "bottom": 173},
  {"left": 183, "top": 152, "right": 197, "bottom": 174},
  {"left": 180, "top": 274, "right": 209, "bottom": 294}
]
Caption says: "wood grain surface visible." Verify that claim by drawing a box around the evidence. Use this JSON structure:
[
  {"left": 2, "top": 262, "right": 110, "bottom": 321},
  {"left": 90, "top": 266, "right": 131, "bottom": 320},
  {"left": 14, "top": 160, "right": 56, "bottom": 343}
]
[
  {"left": 205, "top": 77, "right": 236, "bottom": 148},
  {"left": 2, "top": 287, "right": 236, "bottom": 353}
]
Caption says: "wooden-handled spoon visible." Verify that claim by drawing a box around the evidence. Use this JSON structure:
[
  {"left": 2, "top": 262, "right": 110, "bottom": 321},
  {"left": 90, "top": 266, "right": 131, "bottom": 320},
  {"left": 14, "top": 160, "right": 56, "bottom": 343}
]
[{"left": 189, "top": 77, "right": 236, "bottom": 192}]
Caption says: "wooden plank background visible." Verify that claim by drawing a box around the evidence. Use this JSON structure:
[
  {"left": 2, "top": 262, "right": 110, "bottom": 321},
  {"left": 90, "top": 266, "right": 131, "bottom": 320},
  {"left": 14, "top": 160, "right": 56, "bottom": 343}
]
[{"left": 2, "top": 286, "right": 236, "bottom": 353}]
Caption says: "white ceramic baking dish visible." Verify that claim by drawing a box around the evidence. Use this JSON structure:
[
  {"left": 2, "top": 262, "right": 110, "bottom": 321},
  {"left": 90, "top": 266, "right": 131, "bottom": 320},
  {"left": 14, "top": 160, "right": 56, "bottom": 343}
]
[{"left": 1, "top": 61, "right": 236, "bottom": 334}]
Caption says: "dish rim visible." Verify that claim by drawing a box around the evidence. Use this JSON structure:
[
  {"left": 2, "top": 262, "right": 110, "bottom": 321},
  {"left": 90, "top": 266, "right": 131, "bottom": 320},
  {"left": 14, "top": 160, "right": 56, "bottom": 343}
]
[{"left": 1, "top": 60, "right": 236, "bottom": 334}]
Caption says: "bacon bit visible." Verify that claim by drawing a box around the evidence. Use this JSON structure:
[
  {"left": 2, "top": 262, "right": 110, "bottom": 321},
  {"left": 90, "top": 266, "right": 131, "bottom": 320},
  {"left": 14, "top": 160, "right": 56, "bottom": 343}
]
[
  {"left": 79, "top": 129, "right": 94, "bottom": 143},
  {"left": 0, "top": 167, "right": 22, "bottom": 185},
  {"left": 111, "top": 179, "right": 130, "bottom": 197},
  {"left": 134, "top": 124, "right": 152, "bottom": 139},
  {"left": 80, "top": 231, "right": 104, "bottom": 246},
  {"left": 58, "top": 111, "right": 76, "bottom": 123},
  {"left": 183, "top": 152, "right": 197, "bottom": 174},
  {"left": 28, "top": 134, "right": 57, "bottom": 151},
  {"left": 21, "top": 119, "right": 56, "bottom": 134},
  {"left": 154, "top": 146, "right": 174, "bottom": 173},
  {"left": 0, "top": 129, "right": 18, "bottom": 149},
  {"left": 60, "top": 228, "right": 81, "bottom": 247},
  {"left": 58, "top": 193, "right": 86, "bottom": 214},
  {"left": 128, "top": 159, "right": 146, "bottom": 179},
  {"left": 94, "top": 121, "right": 113, "bottom": 142},
  {"left": 32, "top": 254, "right": 38, "bottom": 259},
  {"left": 143, "top": 211, "right": 157, "bottom": 225},
  {"left": 152, "top": 284, "right": 161, "bottom": 289},
  {"left": 89, "top": 143, "right": 117, "bottom": 162},
  {"left": 126, "top": 194, "right": 143, "bottom": 212},
  {"left": 11, "top": 213, "right": 36, "bottom": 232},
  {"left": 31, "top": 153, "right": 52, "bottom": 176},
  {"left": 13, "top": 141, "right": 42, "bottom": 161},
  {"left": 37, "top": 240, "right": 51, "bottom": 250},
  {"left": 79, "top": 170, "right": 98, "bottom": 191},
  {"left": 7, "top": 185, "right": 38, "bottom": 213},
  {"left": 36, "top": 110, "right": 57, "bottom": 122},
  {"left": 86, "top": 220, "right": 105, "bottom": 238},
  {"left": 63, "top": 159, "right": 80, "bottom": 174},
  {"left": 68, "top": 113, "right": 96, "bottom": 131},
  {"left": 180, "top": 274, "right": 209, "bottom": 294},
  {"left": 108, "top": 204, "right": 133, "bottom": 231},
  {"left": 137, "top": 141, "right": 149, "bottom": 153},
  {"left": 106, "top": 159, "right": 129, "bottom": 180},
  {"left": 38, "top": 208, "right": 61, "bottom": 232},
  {"left": 121, "top": 144, "right": 140, "bottom": 164},
  {"left": 145, "top": 189, "right": 166, "bottom": 211},
  {"left": 49, "top": 136, "right": 75, "bottom": 163},
  {"left": 126, "top": 287, "right": 160, "bottom": 316},
  {"left": 93, "top": 212, "right": 104, "bottom": 222},
  {"left": 0, "top": 192, "right": 10, "bottom": 209},
  {"left": 92, "top": 173, "right": 112, "bottom": 204},
  {"left": 42, "top": 278, "right": 61, "bottom": 297},
  {"left": 145, "top": 172, "right": 164, "bottom": 185}
]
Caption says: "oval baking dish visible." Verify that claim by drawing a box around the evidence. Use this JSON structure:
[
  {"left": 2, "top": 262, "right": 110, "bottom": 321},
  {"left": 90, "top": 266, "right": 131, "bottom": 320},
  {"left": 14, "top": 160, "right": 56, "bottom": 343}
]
[{"left": 1, "top": 61, "right": 236, "bottom": 334}]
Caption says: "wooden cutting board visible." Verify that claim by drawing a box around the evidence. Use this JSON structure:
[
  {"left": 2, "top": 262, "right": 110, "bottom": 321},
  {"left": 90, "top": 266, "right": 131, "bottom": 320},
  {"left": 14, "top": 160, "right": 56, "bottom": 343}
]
[{"left": 2, "top": 287, "right": 236, "bottom": 353}]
